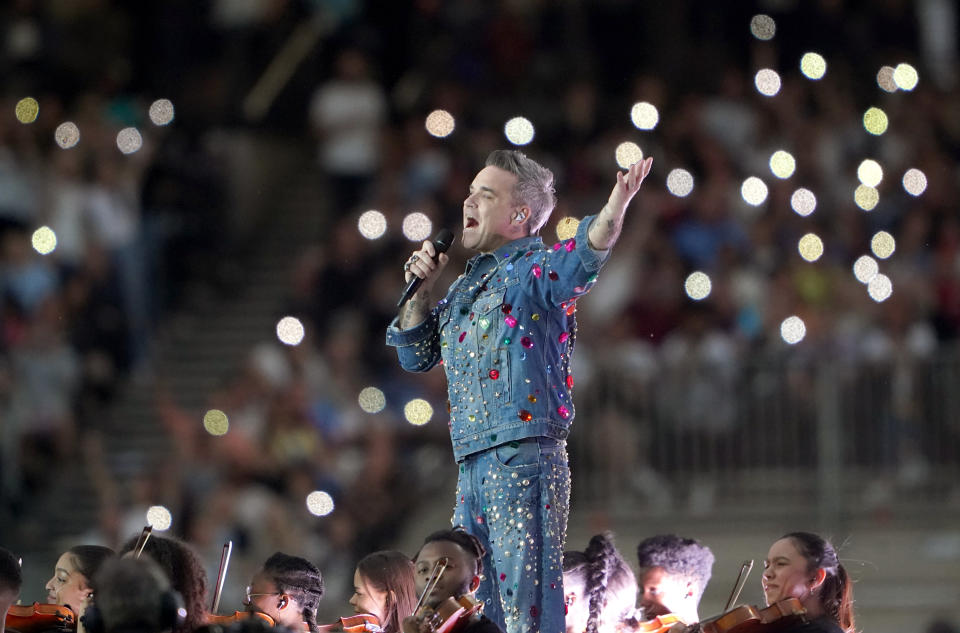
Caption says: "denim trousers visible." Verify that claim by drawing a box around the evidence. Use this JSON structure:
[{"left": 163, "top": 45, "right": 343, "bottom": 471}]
[{"left": 452, "top": 438, "right": 571, "bottom": 633}]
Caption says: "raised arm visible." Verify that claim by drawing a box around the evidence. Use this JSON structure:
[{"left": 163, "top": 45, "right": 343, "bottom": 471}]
[{"left": 587, "top": 156, "right": 653, "bottom": 251}]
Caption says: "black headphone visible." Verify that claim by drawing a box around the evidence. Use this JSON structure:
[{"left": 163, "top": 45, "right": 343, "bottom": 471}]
[{"left": 81, "top": 589, "right": 186, "bottom": 633}]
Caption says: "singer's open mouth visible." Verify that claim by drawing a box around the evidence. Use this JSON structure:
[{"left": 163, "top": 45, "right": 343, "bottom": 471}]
[{"left": 464, "top": 217, "right": 479, "bottom": 229}]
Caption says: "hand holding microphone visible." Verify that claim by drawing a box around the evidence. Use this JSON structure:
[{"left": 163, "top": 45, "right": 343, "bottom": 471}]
[{"left": 398, "top": 229, "right": 455, "bottom": 309}]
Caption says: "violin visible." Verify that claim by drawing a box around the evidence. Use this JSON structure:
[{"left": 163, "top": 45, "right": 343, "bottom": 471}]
[
  {"left": 5, "top": 603, "right": 77, "bottom": 633},
  {"left": 206, "top": 612, "right": 278, "bottom": 627},
  {"left": 700, "top": 599, "right": 806, "bottom": 633},
  {"left": 618, "top": 612, "right": 683, "bottom": 633},
  {"left": 402, "top": 558, "right": 482, "bottom": 633},
  {"left": 316, "top": 614, "right": 383, "bottom": 633}
]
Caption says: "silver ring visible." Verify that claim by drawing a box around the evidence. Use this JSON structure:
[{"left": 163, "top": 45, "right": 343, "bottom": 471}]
[
  {"left": 411, "top": 254, "right": 420, "bottom": 263},
  {"left": 404, "top": 262, "right": 411, "bottom": 272}
]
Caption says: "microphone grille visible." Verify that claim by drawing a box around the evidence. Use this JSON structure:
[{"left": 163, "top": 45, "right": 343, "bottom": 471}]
[{"left": 433, "top": 229, "right": 455, "bottom": 253}]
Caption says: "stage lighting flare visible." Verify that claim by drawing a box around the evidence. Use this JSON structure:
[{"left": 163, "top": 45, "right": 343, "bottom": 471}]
[
  {"left": 15, "top": 97, "right": 38, "bottom": 123},
  {"left": 146, "top": 506, "right": 173, "bottom": 531},
  {"left": 871, "top": 231, "right": 896, "bottom": 259},
  {"left": 684, "top": 271, "right": 712, "bottom": 301},
  {"left": 203, "top": 409, "right": 229, "bottom": 436},
  {"left": 504, "top": 117, "right": 535, "bottom": 146},
  {"left": 877, "top": 66, "right": 898, "bottom": 92},
  {"left": 615, "top": 142, "right": 644, "bottom": 169},
  {"left": 667, "top": 168, "right": 695, "bottom": 197},
  {"left": 402, "top": 212, "right": 433, "bottom": 242},
  {"left": 893, "top": 63, "right": 919, "bottom": 90},
  {"left": 855, "top": 185, "right": 879, "bottom": 211},
  {"left": 358, "top": 210, "right": 387, "bottom": 239},
  {"left": 31, "top": 226, "right": 57, "bottom": 255},
  {"left": 358, "top": 386, "right": 386, "bottom": 414},
  {"left": 149, "top": 99, "right": 175, "bottom": 126},
  {"left": 750, "top": 14, "right": 776, "bottom": 40},
  {"left": 741, "top": 177, "right": 769, "bottom": 206},
  {"left": 306, "top": 491, "right": 335, "bottom": 517},
  {"left": 276, "top": 316, "right": 305, "bottom": 346},
  {"left": 754, "top": 69, "right": 781, "bottom": 96},
  {"left": 769, "top": 150, "right": 796, "bottom": 179},
  {"left": 425, "top": 109, "right": 455, "bottom": 138},
  {"left": 556, "top": 217, "right": 580, "bottom": 241},
  {"left": 853, "top": 255, "right": 879, "bottom": 284},
  {"left": 116, "top": 127, "right": 143, "bottom": 154},
  {"left": 857, "top": 159, "right": 883, "bottom": 187},
  {"left": 798, "top": 233, "right": 824, "bottom": 262},
  {"left": 55, "top": 122, "right": 80, "bottom": 149},
  {"left": 630, "top": 102, "right": 659, "bottom": 130},
  {"left": 780, "top": 316, "right": 806, "bottom": 345},
  {"left": 800, "top": 53, "right": 827, "bottom": 80},
  {"left": 902, "top": 168, "right": 927, "bottom": 196},
  {"left": 863, "top": 107, "right": 889, "bottom": 135},
  {"left": 404, "top": 398, "right": 433, "bottom": 425},
  {"left": 868, "top": 274, "right": 893, "bottom": 302},
  {"left": 791, "top": 188, "right": 817, "bottom": 216}
]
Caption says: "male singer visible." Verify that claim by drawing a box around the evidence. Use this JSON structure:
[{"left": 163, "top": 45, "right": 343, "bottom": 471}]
[{"left": 386, "top": 149, "right": 653, "bottom": 633}]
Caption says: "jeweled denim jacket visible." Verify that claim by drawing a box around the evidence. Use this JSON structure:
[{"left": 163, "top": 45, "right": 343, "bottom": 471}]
[{"left": 386, "top": 215, "right": 609, "bottom": 461}]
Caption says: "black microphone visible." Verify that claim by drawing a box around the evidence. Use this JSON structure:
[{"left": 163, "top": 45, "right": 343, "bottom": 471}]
[{"left": 397, "top": 228, "right": 455, "bottom": 309}]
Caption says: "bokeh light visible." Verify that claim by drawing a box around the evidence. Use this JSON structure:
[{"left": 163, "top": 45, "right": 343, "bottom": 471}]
[
  {"left": 780, "top": 316, "right": 806, "bottom": 345},
  {"left": 116, "top": 127, "right": 143, "bottom": 154},
  {"left": 741, "top": 177, "right": 769, "bottom": 206},
  {"left": 853, "top": 255, "right": 879, "bottom": 284},
  {"left": 55, "top": 122, "right": 80, "bottom": 149},
  {"left": 684, "top": 272, "right": 712, "bottom": 301},
  {"left": 630, "top": 102, "right": 659, "bottom": 130},
  {"left": 15, "top": 97, "right": 39, "bottom": 123},
  {"left": 754, "top": 69, "right": 782, "bottom": 96},
  {"left": 868, "top": 274, "right": 893, "bottom": 302},
  {"left": 800, "top": 53, "right": 827, "bottom": 80},
  {"left": 146, "top": 506, "right": 173, "bottom": 531},
  {"left": 615, "top": 142, "right": 644, "bottom": 169},
  {"left": 31, "top": 226, "right": 57, "bottom": 255},
  {"left": 857, "top": 159, "right": 883, "bottom": 187},
  {"left": 791, "top": 188, "right": 817, "bottom": 216},
  {"left": 306, "top": 491, "right": 335, "bottom": 517},
  {"left": 666, "top": 168, "right": 695, "bottom": 197},
  {"left": 798, "top": 233, "right": 824, "bottom": 262},
  {"left": 902, "top": 168, "right": 927, "bottom": 196},
  {"left": 358, "top": 210, "right": 387, "bottom": 239},
  {"left": 149, "top": 99, "right": 175, "bottom": 126},
  {"left": 504, "top": 117, "right": 535, "bottom": 145},
  {"left": 556, "top": 217, "right": 580, "bottom": 241},
  {"left": 203, "top": 409, "right": 229, "bottom": 436},
  {"left": 863, "top": 107, "right": 889, "bottom": 135},
  {"left": 750, "top": 14, "right": 776, "bottom": 40},
  {"left": 769, "top": 150, "right": 796, "bottom": 179},
  {"left": 871, "top": 231, "right": 896, "bottom": 259},
  {"left": 404, "top": 398, "right": 434, "bottom": 425},
  {"left": 425, "top": 110, "right": 455, "bottom": 138},
  {"left": 854, "top": 185, "right": 879, "bottom": 211},
  {"left": 402, "top": 212, "right": 433, "bottom": 242},
  {"left": 877, "top": 66, "right": 898, "bottom": 92},
  {"left": 276, "top": 316, "right": 305, "bottom": 346},
  {"left": 893, "top": 63, "right": 919, "bottom": 90},
  {"left": 358, "top": 386, "right": 386, "bottom": 413}
]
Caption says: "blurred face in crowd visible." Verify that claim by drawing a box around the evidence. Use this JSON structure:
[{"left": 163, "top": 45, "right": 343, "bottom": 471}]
[{"left": 46, "top": 553, "right": 91, "bottom": 611}]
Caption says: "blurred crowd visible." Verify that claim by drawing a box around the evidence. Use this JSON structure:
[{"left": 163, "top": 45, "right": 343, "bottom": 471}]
[{"left": 2, "top": 0, "right": 960, "bottom": 613}]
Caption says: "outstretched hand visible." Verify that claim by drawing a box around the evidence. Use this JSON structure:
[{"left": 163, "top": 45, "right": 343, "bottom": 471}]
[{"left": 607, "top": 156, "right": 653, "bottom": 214}]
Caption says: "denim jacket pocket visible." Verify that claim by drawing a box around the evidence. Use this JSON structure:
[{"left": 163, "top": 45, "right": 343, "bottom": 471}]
[
  {"left": 474, "top": 287, "right": 512, "bottom": 406},
  {"left": 493, "top": 439, "right": 541, "bottom": 477}
]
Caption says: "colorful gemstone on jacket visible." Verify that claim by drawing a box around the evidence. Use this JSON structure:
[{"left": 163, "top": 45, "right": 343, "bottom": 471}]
[
  {"left": 557, "top": 405, "right": 570, "bottom": 419},
  {"left": 566, "top": 375, "right": 574, "bottom": 389},
  {"left": 548, "top": 271, "right": 559, "bottom": 281},
  {"left": 532, "top": 264, "right": 542, "bottom": 278},
  {"left": 459, "top": 331, "right": 467, "bottom": 342},
  {"left": 521, "top": 337, "right": 533, "bottom": 348},
  {"left": 479, "top": 317, "right": 491, "bottom": 330},
  {"left": 558, "top": 332, "right": 569, "bottom": 343},
  {"left": 501, "top": 304, "right": 512, "bottom": 314},
  {"left": 518, "top": 410, "right": 533, "bottom": 422},
  {"left": 565, "top": 239, "right": 576, "bottom": 252},
  {"left": 489, "top": 369, "right": 500, "bottom": 380},
  {"left": 504, "top": 315, "right": 518, "bottom": 328}
]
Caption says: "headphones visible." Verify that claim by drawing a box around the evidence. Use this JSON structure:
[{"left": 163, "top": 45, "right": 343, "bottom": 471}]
[
  {"left": 81, "top": 589, "right": 186, "bottom": 633},
  {"left": 515, "top": 210, "right": 526, "bottom": 221}
]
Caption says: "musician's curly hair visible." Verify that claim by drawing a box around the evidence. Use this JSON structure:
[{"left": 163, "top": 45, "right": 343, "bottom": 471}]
[
  {"left": 636, "top": 534, "right": 714, "bottom": 604},
  {"left": 416, "top": 527, "right": 487, "bottom": 577}
]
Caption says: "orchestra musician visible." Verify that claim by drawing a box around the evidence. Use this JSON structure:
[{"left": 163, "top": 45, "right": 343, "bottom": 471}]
[
  {"left": 761, "top": 533, "right": 854, "bottom": 633},
  {"left": 636, "top": 535, "right": 714, "bottom": 627},
  {"left": 349, "top": 551, "right": 417, "bottom": 633},
  {"left": 562, "top": 533, "right": 635, "bottom": 633},
  {"left": 1, "top": 547, "right": 22, "bottom": 633},
  {"left": 88, "top": 557, "right": 185, "bottom": 633},
  {"left": 244, "top": 552, "right": 324, "bottom": 632},
  {"left": 45, "top": 546, "right": 115, "bottom": 633},
  {"left": 402, "top": 527, "right": 502, "bottom": 633}
]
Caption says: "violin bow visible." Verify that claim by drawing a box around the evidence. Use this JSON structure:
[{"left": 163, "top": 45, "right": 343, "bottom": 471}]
[
  {"left": 211, "top": 541, "right": 234, "bottom": 613},
  {"left": 411, "top": 557, "right": 450, "bottom": 616},
  {"left": 133, "top": 526, "right": 154, "bottom": 559},
  {"left": 723, "top": 560, "right": 754, "bottom": 612}
]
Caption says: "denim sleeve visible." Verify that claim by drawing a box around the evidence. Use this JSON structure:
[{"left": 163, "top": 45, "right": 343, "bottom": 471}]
[
  {"left": 517, "top": 214, "right": 610, "bottom": 307},
  {"left": 385, "top": 310, "right": 442, "bottom": 372}
]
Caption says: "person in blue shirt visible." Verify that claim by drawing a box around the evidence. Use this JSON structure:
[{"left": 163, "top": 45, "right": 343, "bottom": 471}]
[{"left": 386, "top": 149, "right": 653, "bottom": 633}]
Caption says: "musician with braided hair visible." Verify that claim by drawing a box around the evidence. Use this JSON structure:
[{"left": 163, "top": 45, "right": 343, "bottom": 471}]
[
  {"left": 245, "top": 552, "right": 325, "bottom": 632},
  {"left": 562, "top": 533, "right": 636, "bottom": 633}
]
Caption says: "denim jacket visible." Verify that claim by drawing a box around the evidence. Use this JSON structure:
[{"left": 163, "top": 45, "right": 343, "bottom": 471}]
[{"left": 386, "top": 215, "right": 609, "bottom": 461}]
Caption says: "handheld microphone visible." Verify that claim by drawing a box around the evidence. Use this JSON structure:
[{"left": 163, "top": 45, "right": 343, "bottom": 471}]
[{"left": 397, "top": 228, "right": 455, "bottom": 309}]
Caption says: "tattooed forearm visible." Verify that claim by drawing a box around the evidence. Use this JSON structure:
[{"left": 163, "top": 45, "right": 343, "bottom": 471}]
[{"left": 400, "top": 296, "right": 429, "bottom": 329}]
